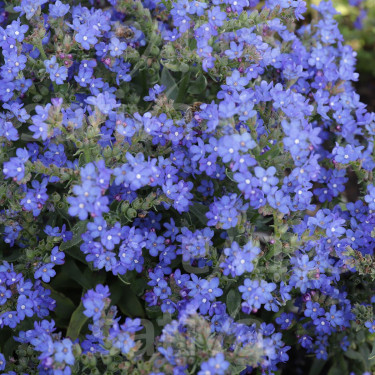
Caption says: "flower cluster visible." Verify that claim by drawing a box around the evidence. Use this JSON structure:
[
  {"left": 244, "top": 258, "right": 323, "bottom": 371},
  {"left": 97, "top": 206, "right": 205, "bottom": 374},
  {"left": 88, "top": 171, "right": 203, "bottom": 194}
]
[{"left": 0, "top": 0, "right": 374, "bottom": 374}]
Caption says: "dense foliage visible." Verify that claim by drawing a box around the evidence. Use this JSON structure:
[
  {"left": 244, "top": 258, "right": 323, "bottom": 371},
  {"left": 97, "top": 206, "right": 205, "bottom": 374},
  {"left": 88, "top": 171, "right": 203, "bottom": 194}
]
[{"left": 0, "top": 0, "right": 374, "bottom": 374}]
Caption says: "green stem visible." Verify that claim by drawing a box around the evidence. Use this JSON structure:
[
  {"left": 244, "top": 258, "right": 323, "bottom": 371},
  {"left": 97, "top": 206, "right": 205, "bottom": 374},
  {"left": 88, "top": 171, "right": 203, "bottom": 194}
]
[{"left": 36, "top": 43, "right": 47, "bottom": 61}]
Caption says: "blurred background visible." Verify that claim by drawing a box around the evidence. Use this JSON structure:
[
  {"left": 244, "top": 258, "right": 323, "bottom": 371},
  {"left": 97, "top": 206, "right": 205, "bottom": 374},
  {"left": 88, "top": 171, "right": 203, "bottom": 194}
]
[{"left": 314, "top": 0, "right": 375, "bottom": 110}]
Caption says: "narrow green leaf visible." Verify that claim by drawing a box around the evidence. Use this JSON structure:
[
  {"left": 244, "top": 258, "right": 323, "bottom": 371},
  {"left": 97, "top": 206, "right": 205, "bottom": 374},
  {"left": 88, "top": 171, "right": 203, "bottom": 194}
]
[
  {"left": 190, "top": 203, "right": 209, "bottom": 225},
  {"left": 0, "top": 248, "right": 22, "bottom": 262},
  {"left": 131, "top": 278, "right": 148, "bottom": 296},
  {"left": 328, "top": 355, "right": 348, "bottom": 375},
  {"left": 344, "top": 349, "right": 364, "bottom": 362},
  {"left": 187, "top": 74, "right": 207, "bottom": 95},
  {"left": 116, "top": 283, "right": 145, "bottom": 318},
  {"left": 308, "top": 358, "right": 326, "bottom": 375},
  {"left": 160, "top": 68, "right": 178, "bottom": 101},
  {"left": 118, "top": 274, "right": 131, "bottom": 285},
  {"left": 43, "top": 284, "right": 76, "bottom": 321},
  {"left": 226, "top": 288, "right": 242, "bottom": 318},
  {"left": 64, "top": 259, "right": 93, "bottom": 290},
  {"left": 66, "top": 302, "right": 89, "bottom": 340},
  {"left": 369, "top": 342, "right": 375, "bottom": 360}
]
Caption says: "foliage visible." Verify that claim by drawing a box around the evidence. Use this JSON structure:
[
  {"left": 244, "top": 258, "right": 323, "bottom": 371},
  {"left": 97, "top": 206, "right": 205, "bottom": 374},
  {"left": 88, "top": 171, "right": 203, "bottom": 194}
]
[{"left": 0, "top": 0, "right": 374, "bottom": 374}]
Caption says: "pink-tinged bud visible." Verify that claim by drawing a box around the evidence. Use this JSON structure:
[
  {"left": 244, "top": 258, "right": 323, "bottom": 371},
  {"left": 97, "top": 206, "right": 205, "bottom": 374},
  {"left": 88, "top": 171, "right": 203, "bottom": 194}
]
[
  {"left": 229, "top": 162, "right": 234, "bottom": 169},
  {"left": 164, "top": 239, "right": 171, "bottom": 245},
  {"left": 238, "top": 67, "right": 244, "bottom": 73},
  {"left": 336, "top": 125, "right": 341, "bottom": 131},
  {"left": 37, "top": 203, "right": 43, "bottom": 209},
  {"left": 302, "top": 293, "right": 311, "bottom": 302},
  {"left": 252, "top": 308, "right": 258, "bottom": 313},
  {"left": 270, "top": 239, "right": 275, "bottom": 244},
  {"left": 309, "top": 145, "right": 314, "bottom": 151},
  {"left": 115, "top": 194, "right": 121, "bottom": 201},
  {"left": 226, "top": 7, "right": 231, "bottom": 12},
  {"left": 310, "top": 291, "right": 316, "bottom": 296},
  {"left": 150, "top": 177, "right": 155, "bottom": 183},
  {"left": 59, "top": 53, "right": 65, "bottom": 59},
  {"left": 51, "top": 97, "right": 63, "bottom": 107},
  {"left": 237, "top": 58, "right": 242, "bottom": 63},
  {"left": 67, "top": 54, "right": 73, "bottom": 59},
  {"left": 42, "top": 356, "right": 53, "bottom": 367},
  {"left": 103, "top": 58, "right": 111, "bottom": 66},
  {"left": 150, "top": 228, "right": 156, "bottom": 232},
  {"left": 332, "top": 160, "right": 338, "bottom": 165}
]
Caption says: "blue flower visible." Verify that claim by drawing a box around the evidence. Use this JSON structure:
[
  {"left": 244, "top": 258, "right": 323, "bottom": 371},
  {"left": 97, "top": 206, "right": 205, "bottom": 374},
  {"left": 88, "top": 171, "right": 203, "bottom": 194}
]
[
  {"left": 0, "top": 120, "right": 18, "bottom": 141},
  {"left": 276, "top": 313, "right": 294, "bottom": 329},
  {"left": 254, "top": 166, "right": 279, "bottom": 194},
  {"left": 365, "top": 320, "right": 375, "bottom": 333},
  {"left": 109, "top": 37, "right": 127, "bottom": 57},
  {"left": 0, "top": 353, "right": 5, "bottom": 370},
  {"left": 50, "top": 247, "right": 65, "bottom": 265},
  {"left": 16, "top": 294, "right": 34, "bottom": 320},
  {"left": 198, "top": 353, "right": 229, "bottom": 375},
  {"left": 54, "top": 338, "right": 74, "bottom": 365},
  {"left": 34, "top": 263, "right": 56, "bottom": 283},
  {"left": 49, "top": 0, "right": 70, "bottom": 18}
]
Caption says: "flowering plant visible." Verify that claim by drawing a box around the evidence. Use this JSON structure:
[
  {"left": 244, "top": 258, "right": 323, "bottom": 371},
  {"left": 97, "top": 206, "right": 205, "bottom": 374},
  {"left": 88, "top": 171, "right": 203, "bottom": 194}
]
[{"left": 0, "top": 0, "right": 374, "bottom": 374}]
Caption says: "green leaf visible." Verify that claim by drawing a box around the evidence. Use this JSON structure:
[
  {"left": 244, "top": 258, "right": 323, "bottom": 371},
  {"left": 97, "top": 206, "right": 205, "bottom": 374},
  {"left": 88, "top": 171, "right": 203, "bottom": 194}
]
[
  {"left": 190, "top": 203, "right": 209, "bottom": 225},
  {"left": 308, "top": 359, "right": 326, "bottom": 375},
  {"left": 146, "top": 305, "right": 162, "bottom": 319},
  {"left": 344, "top": 349, "right": 364, "bottom": 362},
  {"left": 187, "top": 74, "right": 207, "bottom": 95},
  {"left": 160, "top": 68, "right": 178, "bottom": 101},
  {"left": 64, "top": 259, "right": 94, "bottom": 290},
  {"left": 43, "top": 284, "right": 76, "bottom": 322},
  {"left": 369, "top": 342, "right": 375, "bottom": 360},
  {"left": 66, "top": 302, "right": 89, "bottom": 341},
  {"left": 226, "top": 288, "right": 242, "bottom": 318},
  {"left": 0, "top": 248, "right": 22, "bottom": 262},
  {"left": 328, "top": 355, "right": 348, "bottom": 375},
  {"left": 131, "top": 278, "right": 148, "bottom": 296},
  {"left": 118, "top": 274, "right": 131, "bottom": 285},
  {"left": 114, "top": 282, "right": 145, "bottom": 318}
]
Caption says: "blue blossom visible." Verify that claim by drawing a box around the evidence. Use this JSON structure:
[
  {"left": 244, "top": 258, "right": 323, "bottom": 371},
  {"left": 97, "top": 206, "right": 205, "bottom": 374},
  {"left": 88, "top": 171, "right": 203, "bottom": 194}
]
[
  {"left": 49, "top": 1, "right": 70, "bottom": 18},
  {"left": 54, "top": 338, "right": 74, "bottom": 365},
  {"left": 365, "top": 320, "right": 375, "bottom": 334},
  {"left": 198, "top": 353, "right": 229, "bottom": 375},
  {"left": 254, "top": 166, "right": 279, "bottom": 194},
  {"left": 34, "top": 263, "right": 56, "bottom": 283},
  {"left": 109, "top": 37, "right": 127, "bottom": 57},
  {"left": 85, "top": 92, "right": 120, "bottom": 114},
  {"left": 16, "top": 295, "right": 34, "bottom": 320}
]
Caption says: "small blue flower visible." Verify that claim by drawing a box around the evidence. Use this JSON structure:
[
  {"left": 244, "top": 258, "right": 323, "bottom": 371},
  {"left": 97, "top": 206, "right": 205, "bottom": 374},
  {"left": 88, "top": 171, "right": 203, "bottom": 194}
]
[{"left": 34, "top": 263, "right": 56, "bottom": 283}]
